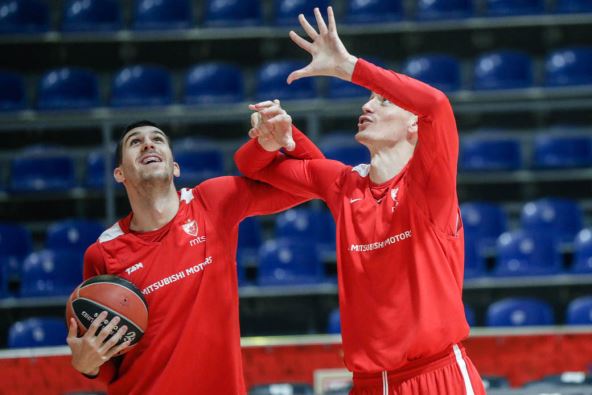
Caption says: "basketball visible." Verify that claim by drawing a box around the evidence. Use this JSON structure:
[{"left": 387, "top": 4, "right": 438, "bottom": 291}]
[{"left": 66, "top": 275, "right": 148, "bottom": 354}]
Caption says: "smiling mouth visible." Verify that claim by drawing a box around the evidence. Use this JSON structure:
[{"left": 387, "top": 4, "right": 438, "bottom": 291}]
[{"left": 140, "top": 155, "right": 162, "bottom": 165}]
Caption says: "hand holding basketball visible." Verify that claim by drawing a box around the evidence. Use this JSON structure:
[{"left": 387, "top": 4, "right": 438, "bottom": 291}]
[
  {"left": 67, "top": 311, "right": 131, "bottom": 376},
  {"left": 65, "top": 275, "right": 149, "bottom": 375}
]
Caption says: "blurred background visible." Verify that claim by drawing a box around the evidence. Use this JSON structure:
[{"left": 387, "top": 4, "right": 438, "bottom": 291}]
[{"left": 0, "top": 0, "right": 592, "bottom": 394}]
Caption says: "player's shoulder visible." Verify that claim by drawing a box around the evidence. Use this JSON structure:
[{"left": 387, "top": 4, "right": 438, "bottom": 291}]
[
  {"left": 97, "top": 220, "right": 126, "bottom": 244},
  {"left": 350, "top": 163, "right": 370, "bottom": 178}
]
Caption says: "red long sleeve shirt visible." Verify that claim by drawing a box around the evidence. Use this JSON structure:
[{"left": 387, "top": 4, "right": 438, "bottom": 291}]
[
  {"left": 234, "top": 59, "right": 468, "bottom": 373},
  {"left": 82, "top": 131, "right": 324, "bottom": 395}
]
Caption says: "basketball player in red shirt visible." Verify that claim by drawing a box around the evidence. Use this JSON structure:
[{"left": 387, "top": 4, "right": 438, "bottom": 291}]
[
  {"left": 66, "top": 120, "right": 319, "bottom": 394},
  {"left": 235, "top": 7, "right": 485, "bottom": 395}
]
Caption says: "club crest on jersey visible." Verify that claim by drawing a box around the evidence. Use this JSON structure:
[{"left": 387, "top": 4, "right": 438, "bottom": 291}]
[
  {"left": 391, "top": 187, "right": 400, "bottom": 212},
  {"left": 182, "top": 219, "right": 198, "bottom": 237}
]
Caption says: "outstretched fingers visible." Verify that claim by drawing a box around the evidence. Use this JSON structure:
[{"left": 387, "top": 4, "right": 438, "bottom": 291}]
[
  {"left": 313, "top": 8, "right": 328, "bottom": 35},
  {"left": 289, "top": 31, "right": 313, "bottom": 53},
  {"left": 327, "top": 6, "right": 336, "bottom": 33},
  {"left": 298, "top": 13, "right": 318, "bottom": 40}
]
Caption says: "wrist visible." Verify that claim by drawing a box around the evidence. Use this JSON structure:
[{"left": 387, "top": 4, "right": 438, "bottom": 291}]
[
  {"left": 336, "top": 55, "right": 358, "bottom": 82},
  {"left": 257, "top": 137, "right": 281, "bottom": 152}
]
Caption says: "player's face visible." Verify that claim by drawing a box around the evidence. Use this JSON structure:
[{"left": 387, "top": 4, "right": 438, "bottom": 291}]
[
  {"left": 355, "top": 93, "right": 416, "bottom": 146},
  {"left": 115, "top": 126, "right": 179, "bottom": 185}
]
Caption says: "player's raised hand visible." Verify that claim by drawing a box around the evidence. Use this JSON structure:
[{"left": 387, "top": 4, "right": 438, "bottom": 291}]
[
  {"left": 248, "top": 99, "right": 295, "bottom": 152},
  {"left": 287, "top": 7, "right": 358, "bottom": 84}
]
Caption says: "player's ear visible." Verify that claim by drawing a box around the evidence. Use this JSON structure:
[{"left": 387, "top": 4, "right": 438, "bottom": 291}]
[
  {"left": 407, "top": 115, "right": 418, "bottom": 134},
  {"left": 114, "top": 166, "right": 125, "bottom": 183},
  {"left": 173, "top": 162, "right": 180, "bottom": 178}
]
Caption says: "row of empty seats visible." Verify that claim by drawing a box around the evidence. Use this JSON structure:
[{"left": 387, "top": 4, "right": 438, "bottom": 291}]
[
  {"left": 1, "top": 196, "right": 591, "bottom": 297},
  {"left": 462, "top": 198, "right": 592, "bottom": 277},
  {"left": 3, "top": 143, "right": 227, "bottom": 192},
  {"left": 2, "top": 0, "right": 592, "bottom": 34},
  {"left": 2, "top": 46, "right": 592, "bottom": 111},
  {"left": 9, "top": 294, "right": 591, "bottom": 349},
  {"left": 2, "top": 130, "right": 590, "bottom": 194},
  {"left": 327, "top": 295, "right": 592, "bottom": 334}
]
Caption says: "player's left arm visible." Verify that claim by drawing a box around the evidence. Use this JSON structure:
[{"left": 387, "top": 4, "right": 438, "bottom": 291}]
[{"left": 352, "top": 59, "right": 459, "bottom": 234}]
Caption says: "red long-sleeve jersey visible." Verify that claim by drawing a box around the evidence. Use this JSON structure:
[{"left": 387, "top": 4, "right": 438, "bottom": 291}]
[
  {"left": 234, "top": 59, "right": 469, "bottom": 373},
  {"left": 82, "top": 131, "right": 323, "bottom": 395}
]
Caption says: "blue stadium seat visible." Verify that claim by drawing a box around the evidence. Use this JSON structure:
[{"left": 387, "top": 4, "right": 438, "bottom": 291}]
[
  {"left": 203, "top": 0, "right": 262, "bottom": 27},
  {"left": 322, "top": 144, "right": 370, "bottom": 167},
  {"left": 174, "top": 147, "right": 225, "bottom": 187},
  {"left": 402, "top": 54, "right": 461, "bottom": 92},
  {"left": 185, "top": 63, "right": 244, "bottom": 104},
  {"left": 465, "top": 305, "right": 476, "bottom": 326},
  {"left": 485, "top": 0, "right": 545, "bottom": 16},
  {"left": 494, "top": 230, "right": 562, "bottom": 276},
  {"left": 237, "top": 216, "right": 263, "bottom": 281},
  {"left": 20, "top": 249, "right": 83, "bottom": 297},
  {"left": 133, "top": 0, "right": 192, "bottom": 30},
  {"left": 533, "top": 134, "right": 592, "bottom": 169},
  {"left": 0, "top": 223, "right": 33, "bottom": 297},
  {"left": 566, "top": 296, "right": 592, "bottom": 325},
  {"left": 10, "top": 151, "right": 76, "bottom": 192},
  {"left": 8, "top": 318, "right": 68, "bottom": 348},
  {"left": 462, "top": 202, "right": 508, "bottom": 249},
  {"left": 327, "top": 78, "right": 370, "bottom": 99},
  {"left": 486, "top": 298, "right": 554, "bottom": 327},
  {"left": 37, "top": 68, "right": 99, "bottom": 110},
  {"left": 327, "top": 308, "right": 341, "bottom": 334},
  {"left": 0, "top": 70, "right": 26, "bottom": 111},
  {"left": 573, "top": 228, "right": 592, "bottom": 274},
  {"left": 520, "top": 198, "right": 583, "bottom": 244},
  {"left": 556, "top": 0, "right": 592, "bottom": 13},
  {"left": 111, "top": 65, "right": 173, "bottom": 107},
  {"left": 256, "top": 61, "right": 316, "bottom": 101},
  {"left": 416, "top": 0, "right": 473, "bottom": 20},
  {"left": 257, "top": 239, "right": 324, "bottom": 286},
  {"left": 546, "top": 47, "right": 592, "bottom": 87},
  {"left": 249, "top": 383, "right": 314, "bottom": 395},
  {"left": 461, "top": 202, "right": 508, "bottom": 278},
  {"left": 344, "top": 0, "right": 403, "bottom": 24},
  {"left": 460, "top": 136, "right": 522, "bottom": 171},
  {"left": 274, "top": 0, "right": 330, "bottom": 26},
  {"left": 275, "top": 208, "right": 336, "bottom": 259},
  {"left": 473, "top": 50, "right": 534, "bottom": 90},
  {"left": 0, "top": 0, "right": 49, "bottom": 33},
  {"left": 464, "top": 234, "right": 486, "bottom": 279},
  {"left": 0, "top": 223, "right": 32, "bottom": 259},
  {"left": 45, "top": 219, "right": 103, "bottom": 253},
  {"left": 85, "top": 149, "right": 118, "bottom": 188},
  {"left": 61, "top": 0, "right": 122, "bottom": 32}
]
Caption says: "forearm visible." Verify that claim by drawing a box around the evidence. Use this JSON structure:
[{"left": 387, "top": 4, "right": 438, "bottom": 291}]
[
  {"left": 286, "top": 125, "right": 325, "bottom": 160},
  {"left": 234, "top": 125, "right": 323, "bottom": 178},
  {"left": 352, "top": 58, "right": 449, "bottom": 118}
]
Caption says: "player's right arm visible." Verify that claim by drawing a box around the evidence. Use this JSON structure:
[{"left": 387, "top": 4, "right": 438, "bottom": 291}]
[
  {"left": 235, "top": 100, "right": 345, "bottom": 201},
  {"left": 66, "top": 244, "right": 130, "bottom": 382}
]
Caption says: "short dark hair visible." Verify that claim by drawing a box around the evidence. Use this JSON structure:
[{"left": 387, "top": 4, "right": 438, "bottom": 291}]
[{"left": 115, "top": 120, "right": 172, "bottom": 166}]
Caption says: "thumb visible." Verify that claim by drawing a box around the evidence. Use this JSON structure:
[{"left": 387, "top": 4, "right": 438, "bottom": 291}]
[
  {"left": 287, "top": 68, "right": 311, "bottom": 85},
  {"left": 283, "top": 135, "right": 296, "bottom": 151},
  {"left": 68, "top": 318, "right": 78, "bottom": 338}
]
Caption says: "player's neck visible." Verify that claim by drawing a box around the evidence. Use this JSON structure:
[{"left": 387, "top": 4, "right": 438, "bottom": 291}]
[
  {"left": 127, "top": 183, "right": 180, "bottom": 232},
  {"left": 368, "top": 142, "right": 414, "bottom": 184}
]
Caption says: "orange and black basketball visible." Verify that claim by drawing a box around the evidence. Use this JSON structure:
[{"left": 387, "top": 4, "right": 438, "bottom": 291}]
[{"left": 66, "top": 275, "right": 148, "bottom": 354}]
